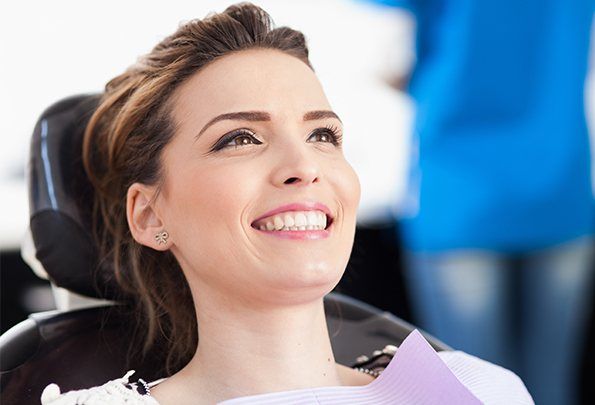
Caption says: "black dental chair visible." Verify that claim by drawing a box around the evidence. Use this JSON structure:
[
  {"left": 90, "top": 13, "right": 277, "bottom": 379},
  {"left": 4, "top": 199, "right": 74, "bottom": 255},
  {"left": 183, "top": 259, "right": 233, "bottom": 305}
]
[{"left": 0, "top": 95, "right": 450, "bottom": 405}]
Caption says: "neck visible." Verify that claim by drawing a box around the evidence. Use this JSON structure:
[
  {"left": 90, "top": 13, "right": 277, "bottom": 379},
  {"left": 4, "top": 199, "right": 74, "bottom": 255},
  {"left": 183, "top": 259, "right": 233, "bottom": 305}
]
[{"left": 172, "top": 287, "right": 342, "bottom": 403}]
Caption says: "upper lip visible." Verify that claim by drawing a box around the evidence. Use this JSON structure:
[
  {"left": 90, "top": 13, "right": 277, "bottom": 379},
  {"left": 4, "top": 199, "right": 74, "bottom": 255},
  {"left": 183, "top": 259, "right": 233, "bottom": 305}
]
[{"left": 251, "top": 201, "right": 334, "bottom": 226}]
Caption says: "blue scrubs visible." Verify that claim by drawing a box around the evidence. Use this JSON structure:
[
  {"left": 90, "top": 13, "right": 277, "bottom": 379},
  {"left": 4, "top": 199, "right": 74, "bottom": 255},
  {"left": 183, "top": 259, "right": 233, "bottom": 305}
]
[{"left": 371, "top": 0, "right": 594, "bottom": 252}]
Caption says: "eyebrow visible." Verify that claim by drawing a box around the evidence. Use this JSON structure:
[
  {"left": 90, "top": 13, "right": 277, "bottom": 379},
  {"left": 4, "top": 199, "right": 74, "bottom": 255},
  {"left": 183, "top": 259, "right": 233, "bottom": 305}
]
[{"left": 195, "top": 110, "right": 342, "bottom": 140}]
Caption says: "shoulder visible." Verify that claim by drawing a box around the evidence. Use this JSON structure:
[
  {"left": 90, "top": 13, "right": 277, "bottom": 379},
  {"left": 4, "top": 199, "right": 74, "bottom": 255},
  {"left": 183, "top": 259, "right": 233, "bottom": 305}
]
[
  {"left": 41, "top": 371, "right": 160, "bottom": 405},
  {"left": 438, "top": 351, "right": 534, "bottom": 405}
]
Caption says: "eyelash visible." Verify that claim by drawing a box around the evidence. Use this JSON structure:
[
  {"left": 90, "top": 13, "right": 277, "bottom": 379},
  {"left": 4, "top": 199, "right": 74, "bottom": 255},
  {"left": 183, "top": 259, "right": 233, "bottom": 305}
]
[
  {"left": 211, "top": 129, "right": 262, "bottom": 152},
  {"left": 210, "top": 125, "right": 343, "bottom": 152},
  {"left": 310, "top": 124, "right": 343, "bottom": 146}
]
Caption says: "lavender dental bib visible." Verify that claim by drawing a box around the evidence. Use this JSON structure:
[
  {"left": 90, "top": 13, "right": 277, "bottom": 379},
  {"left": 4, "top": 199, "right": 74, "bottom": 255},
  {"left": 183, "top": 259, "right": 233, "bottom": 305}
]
[{"left": 220, "top": 330, "right": 482, "bottom": 405}]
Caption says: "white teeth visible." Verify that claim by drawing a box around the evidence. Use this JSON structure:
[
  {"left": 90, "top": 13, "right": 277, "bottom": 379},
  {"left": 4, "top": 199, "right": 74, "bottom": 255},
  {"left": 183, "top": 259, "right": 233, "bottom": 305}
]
[
  {"left": 274, "top": 216, "right": 284, "bottom": 230},
  {"left": 284, "top": 214, "right": 295, "bottom": 227},
  {"left": 294, "top": 213, "right": 307, "bottom": 227},
  {"left": 254, "top": 210, "right": 330, "bottom": 231}
]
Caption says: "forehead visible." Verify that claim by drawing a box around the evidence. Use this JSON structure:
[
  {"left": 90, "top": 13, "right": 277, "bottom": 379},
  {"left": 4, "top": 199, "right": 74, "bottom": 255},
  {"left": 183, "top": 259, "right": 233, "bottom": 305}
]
[{"left": 171, "top": 49, "right": 331, "bottom": 124}]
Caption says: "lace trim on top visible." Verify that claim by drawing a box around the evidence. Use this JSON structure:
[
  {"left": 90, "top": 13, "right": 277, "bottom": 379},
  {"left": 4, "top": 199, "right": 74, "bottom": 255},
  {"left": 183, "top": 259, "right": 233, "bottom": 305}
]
[
  {"left": 351, "top": 344, "right": 397, "bottom": 377},
  {"left": 41, "top": 370, "right": 159, "bottom": 405}
]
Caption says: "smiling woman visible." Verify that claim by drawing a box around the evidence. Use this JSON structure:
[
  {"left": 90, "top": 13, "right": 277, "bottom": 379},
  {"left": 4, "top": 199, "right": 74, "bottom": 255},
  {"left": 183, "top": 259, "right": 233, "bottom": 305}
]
[
  {"left": 79, "top": 3, "right": 357, "bottom": 378},
  {"left": 39, "top": 3, "right": 532, "bottom": 405}
]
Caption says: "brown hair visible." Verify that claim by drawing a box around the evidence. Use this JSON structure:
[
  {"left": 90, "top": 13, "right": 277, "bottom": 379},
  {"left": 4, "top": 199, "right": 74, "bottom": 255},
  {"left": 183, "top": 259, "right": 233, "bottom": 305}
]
[{"left": 82, "top": 2, "right": 312, "bottom": 374}]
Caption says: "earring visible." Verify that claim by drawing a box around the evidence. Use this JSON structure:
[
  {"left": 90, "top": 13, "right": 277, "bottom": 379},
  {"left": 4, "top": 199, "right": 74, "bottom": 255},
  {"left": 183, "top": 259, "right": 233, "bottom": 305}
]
[{"left": 155, "top": 231, "right": 169, "bottom": 245}]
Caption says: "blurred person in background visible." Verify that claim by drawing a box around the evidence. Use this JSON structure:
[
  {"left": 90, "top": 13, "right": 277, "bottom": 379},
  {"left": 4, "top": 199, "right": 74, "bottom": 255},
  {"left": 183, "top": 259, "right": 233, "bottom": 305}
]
[{"left": 363, "top": 1, "right": 595, "bottom": 404}]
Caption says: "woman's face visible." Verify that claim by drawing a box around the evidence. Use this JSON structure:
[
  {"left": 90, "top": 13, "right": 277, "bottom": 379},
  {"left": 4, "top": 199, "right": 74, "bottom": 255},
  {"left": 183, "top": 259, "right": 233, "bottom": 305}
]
[{"left": 156, "top": 49, "right": 360, "bottom": 305}]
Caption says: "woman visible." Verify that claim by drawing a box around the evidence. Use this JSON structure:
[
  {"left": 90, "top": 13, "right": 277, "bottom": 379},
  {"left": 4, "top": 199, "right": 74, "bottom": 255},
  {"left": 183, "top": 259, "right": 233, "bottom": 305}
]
[{"left": 41, "top": 3, "right": 532, "bottom": 404}]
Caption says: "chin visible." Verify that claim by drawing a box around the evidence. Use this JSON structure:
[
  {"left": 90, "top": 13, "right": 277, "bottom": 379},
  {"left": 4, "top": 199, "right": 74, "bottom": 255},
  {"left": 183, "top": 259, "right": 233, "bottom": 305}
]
[{"left": 268, "top": 262, "right": 346, "bottom": 304}]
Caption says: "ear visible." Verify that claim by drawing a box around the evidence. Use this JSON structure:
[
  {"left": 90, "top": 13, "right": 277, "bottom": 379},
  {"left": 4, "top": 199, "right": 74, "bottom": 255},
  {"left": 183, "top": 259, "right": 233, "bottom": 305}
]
[{"left": 126, "top": 183, "right": 170, "bottom": 251}]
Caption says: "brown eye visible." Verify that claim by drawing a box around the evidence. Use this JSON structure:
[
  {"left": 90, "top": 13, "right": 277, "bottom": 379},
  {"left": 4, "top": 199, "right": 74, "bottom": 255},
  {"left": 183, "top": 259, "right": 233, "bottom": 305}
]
[
  {"left": 230, "top": 135, "right": 257, "bottom": 146},
  {"left": 307, "top": 126, "right": 343, "bottom": 146},
  {"left": 211, "top": 129, "right": 262, "bottom": 152},
  {"left": 312, "top": 132, "right": 331, "bottom": 142}
]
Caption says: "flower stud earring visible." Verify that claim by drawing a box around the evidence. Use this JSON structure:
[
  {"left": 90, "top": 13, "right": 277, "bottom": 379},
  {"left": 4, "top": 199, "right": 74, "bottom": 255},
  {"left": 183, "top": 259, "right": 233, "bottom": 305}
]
[{"left": 155, "top": 231, "right": 169, "bottom": 245}]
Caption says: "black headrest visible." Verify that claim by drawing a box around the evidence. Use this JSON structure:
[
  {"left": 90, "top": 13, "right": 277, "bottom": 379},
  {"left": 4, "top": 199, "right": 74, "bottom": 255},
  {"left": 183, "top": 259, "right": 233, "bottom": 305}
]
[{"left": 28, "top": 94, "right": 121, "bottom": 300}]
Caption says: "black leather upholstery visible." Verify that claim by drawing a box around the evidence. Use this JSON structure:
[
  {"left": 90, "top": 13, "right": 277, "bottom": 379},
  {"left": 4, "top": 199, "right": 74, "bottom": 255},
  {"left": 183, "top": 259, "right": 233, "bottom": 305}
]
[{"left": 28, "top": 94, "right": 122, "bottom": 299}]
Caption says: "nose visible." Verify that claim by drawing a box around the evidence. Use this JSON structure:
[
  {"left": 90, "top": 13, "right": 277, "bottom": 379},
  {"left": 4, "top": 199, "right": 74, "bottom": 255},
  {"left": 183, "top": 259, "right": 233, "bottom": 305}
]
[{"left": 272, "top": 144, "right": 321, "bottom": 188}]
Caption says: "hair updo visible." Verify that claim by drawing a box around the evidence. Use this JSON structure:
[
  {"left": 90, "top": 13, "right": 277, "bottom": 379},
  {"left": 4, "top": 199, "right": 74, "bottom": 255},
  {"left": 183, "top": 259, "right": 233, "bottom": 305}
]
[{"left": 82, "top": 2, "right": 312, "bottom": 374}]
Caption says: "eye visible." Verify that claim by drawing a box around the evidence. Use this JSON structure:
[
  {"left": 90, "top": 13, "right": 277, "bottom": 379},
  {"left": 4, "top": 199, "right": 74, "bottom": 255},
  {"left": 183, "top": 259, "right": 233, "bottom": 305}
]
[
  {"left": 307, "top": 125, "right": 343, "bottom": 146},
  {"left": 210, "top": 129, "right": 262, "bottom": 152},
  {"left": 228, "top": 133, "right": 259, "bottom": 147}
]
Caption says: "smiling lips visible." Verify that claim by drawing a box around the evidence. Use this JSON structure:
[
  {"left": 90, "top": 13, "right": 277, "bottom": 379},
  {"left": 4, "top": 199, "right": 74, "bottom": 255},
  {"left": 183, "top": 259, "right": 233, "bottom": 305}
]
[
  {"left": 251, "top": 203, "right": 334, "bottom": 239},
  {"left": 253, "top": 210, "right": 327, "bottom": 231}
]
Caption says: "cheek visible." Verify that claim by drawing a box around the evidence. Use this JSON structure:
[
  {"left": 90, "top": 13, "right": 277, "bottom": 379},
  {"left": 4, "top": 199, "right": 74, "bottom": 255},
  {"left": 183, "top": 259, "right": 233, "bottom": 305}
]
[
  {"left": 334, "top": 160, "right": 361, "bottom": 217},
  {"left": 334, "top": 160, "right": 361, "bottom": 263},
  {"left": 163, "top": 162, "right": 254, "bottom": 257},
  {"left": 324, "top": 159, "right": 361, "bottom": 259}
]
